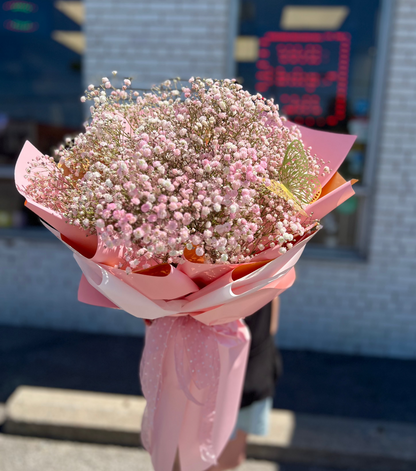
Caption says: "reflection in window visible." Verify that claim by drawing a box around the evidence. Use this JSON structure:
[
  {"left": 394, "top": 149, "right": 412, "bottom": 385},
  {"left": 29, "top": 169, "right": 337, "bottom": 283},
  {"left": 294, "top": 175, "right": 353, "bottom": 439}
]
[
  {"left": 237, "top": 0, "right": 381, "bottom": 251},
  {"left": 0, "top": 0, "right": 84, "bottom": 229}
]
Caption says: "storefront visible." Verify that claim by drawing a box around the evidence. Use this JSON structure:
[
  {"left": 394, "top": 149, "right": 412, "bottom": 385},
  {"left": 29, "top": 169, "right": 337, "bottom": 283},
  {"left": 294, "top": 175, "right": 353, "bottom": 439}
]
[
  {"left": 1, "top": 0, "right": 415, "bottom": 358},
  {"left": 0, "top": 0, "right": 84, "bottom": 229},
  {"left": 235, "top": 0, "right": 382, "bottom": 256},
  {"left": 0, "top": 0, "right": 145, "bottom": 336}
]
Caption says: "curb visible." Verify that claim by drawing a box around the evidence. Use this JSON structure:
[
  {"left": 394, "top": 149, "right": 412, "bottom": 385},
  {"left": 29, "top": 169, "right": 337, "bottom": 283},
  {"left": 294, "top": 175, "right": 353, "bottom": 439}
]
[
  {"left": 4, "top": 386, "right": 416, "bottom": 471},
  {"left": 4, "top": 387, "right": 144, "bottom": 447}
]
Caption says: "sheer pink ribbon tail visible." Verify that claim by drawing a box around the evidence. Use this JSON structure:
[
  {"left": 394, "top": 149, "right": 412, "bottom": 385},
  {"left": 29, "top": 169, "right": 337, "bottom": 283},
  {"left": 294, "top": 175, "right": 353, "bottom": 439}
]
[{"left": 140, "top": 316, "right": 250, "bottom": 471}]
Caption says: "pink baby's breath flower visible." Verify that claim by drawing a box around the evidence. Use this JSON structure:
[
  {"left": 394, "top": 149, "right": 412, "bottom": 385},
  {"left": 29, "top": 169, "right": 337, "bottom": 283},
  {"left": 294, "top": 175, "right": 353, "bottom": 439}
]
[
  {"left": 141, "top": 203, "right": 152, "bottom": 213},
  {"left": 167, "top": 220, "right": 178, "bottom": 232},
  {"left": 133, "top": 228, "right": 144, "bottom": 239},
  {"left": 25, "top": 76, "right": 322, "bottom": 265}
]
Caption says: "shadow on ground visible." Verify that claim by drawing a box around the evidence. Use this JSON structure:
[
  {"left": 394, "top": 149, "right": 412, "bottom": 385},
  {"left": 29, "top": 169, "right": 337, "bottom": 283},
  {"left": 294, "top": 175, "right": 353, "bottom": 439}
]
[{"left": 1, "top": 325, "right": 416, "bottom": 423}]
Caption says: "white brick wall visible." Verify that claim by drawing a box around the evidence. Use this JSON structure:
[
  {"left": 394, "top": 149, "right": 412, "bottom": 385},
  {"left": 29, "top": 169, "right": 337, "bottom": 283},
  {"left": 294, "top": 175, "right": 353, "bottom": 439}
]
[
  {"left": 2, "top": 0, "right": 416, "bottom": 358},
  {"left": 0, "top": 236, "right": 144, "bottom": 336},
  {"left": 84, "top": 0, "right": 234, "bottom": 89}
]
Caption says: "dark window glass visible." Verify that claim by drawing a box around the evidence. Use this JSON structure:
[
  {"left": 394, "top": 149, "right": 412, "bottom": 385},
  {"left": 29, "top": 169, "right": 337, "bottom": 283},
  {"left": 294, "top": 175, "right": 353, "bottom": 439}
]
[
  {"left": 0, "top": 0, "right": 84, "bottom": 228},
  {"left": 237, "top": 0, "right": 381, "bottom": 249}
]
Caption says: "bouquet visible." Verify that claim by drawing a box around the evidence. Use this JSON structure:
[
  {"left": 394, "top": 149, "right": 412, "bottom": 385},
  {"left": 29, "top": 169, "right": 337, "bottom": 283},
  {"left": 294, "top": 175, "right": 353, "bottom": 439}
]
[{"left": 15, "top": 74, "right": 356, "bottom": 471}]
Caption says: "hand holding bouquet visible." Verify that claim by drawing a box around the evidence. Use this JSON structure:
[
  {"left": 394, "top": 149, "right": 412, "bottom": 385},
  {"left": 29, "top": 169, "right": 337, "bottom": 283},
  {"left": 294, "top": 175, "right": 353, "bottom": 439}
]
[{"left": 15, "top": 75, "right": 356, "bottom": 471}]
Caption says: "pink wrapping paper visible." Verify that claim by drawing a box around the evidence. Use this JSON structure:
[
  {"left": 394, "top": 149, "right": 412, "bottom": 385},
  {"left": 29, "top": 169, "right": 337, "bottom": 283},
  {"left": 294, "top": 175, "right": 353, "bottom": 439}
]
[
  {"left": 14, "top": 123, "right": 357, "bottom": 471},
  {"left": 78, "top": 275, "right": 119, "bottom": 309},
  {"left": 284, "top": 122, "right": 356, "bottom": 187},
  {"left": 305, "top": 180, "right": 355, "bottom": 220}
]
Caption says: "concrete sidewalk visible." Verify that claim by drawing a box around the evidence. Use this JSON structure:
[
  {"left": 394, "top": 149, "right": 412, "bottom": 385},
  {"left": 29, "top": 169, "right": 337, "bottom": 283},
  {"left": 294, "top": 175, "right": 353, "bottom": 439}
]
[{"left": 3, "top": 386, "right": 416, "bottom": 471}]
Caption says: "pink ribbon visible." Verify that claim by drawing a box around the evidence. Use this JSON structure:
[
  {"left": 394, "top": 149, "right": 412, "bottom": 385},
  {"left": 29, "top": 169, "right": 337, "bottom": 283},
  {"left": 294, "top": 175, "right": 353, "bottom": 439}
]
[{"left": 140, "top": 316, "right": 249, "bottom": 471}]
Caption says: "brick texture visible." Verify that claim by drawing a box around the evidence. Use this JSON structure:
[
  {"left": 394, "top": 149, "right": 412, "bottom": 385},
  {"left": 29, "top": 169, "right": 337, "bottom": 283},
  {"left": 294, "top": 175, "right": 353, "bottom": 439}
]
[
  {"left": 0, "top": 237, "right": 144, "bottom": 336},
  {"left": 83, "top": 0, "right": 232, "bottom": 89}
]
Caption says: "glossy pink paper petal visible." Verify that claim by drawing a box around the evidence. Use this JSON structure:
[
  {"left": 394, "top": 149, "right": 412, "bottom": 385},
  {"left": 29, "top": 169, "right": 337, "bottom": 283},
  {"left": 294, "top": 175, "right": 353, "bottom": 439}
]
[
  {"left": 105, "top": 265, "right": 199, "bottom": 300},
  {"left": 194, "top": 268, "right": 296, "bottom": 326},
  {"left": 74, "top": 254, "right": 186, "bottom": 320},
  {"left": 89, "top": 238, "right": 126, "bottom": 266},
  {"left": 15, "top": 141, "right": 99, "bottom": 258},
  {"left": 78, "top": 275, "right": 119, "bottom": 309},
  {"left": 15, "top": 140, "right": 45, "bottom": 193},
  {"left": 305, "top": 180, "right": 355, "bottom": 220},
  {"left": 177, "top": 260, "right": 236, "bottom": 286},
  {"left": 284, "top": 121, "right": 356, "bottom": 187}
]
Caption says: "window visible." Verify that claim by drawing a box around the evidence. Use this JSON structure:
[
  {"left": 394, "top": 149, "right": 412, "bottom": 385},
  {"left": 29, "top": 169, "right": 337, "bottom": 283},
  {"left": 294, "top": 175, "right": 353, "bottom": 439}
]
[
  {"left": 236, "top": 0, "right": 385, "bottom": 255},
  {"left": 0, "top": 0, "right": 84, "bottom": 230}
]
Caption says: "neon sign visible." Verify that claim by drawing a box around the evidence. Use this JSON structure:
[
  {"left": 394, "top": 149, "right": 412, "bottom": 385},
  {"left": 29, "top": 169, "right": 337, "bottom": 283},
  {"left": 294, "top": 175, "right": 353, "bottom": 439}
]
[
  {"left": 3, "top": 1, "right": 38, "bottom": 13},
  {"left": 4, "top": 18, "right": 38, "bottom": 31},
  {"left": 2, "top": 1, "right": 42, "bottom": 33},
  {"left": 255, "top": 31, "right": 351, "bottom": 127}
]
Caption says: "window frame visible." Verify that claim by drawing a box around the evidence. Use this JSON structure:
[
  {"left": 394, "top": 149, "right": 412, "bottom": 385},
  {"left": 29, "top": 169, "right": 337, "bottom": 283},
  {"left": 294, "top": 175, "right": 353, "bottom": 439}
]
[
  {"left": 229, "top": 0, "right": 394, "bottom": 261},
  {"left": 354, "top": 0, "right": 394, "bottom": 258}
]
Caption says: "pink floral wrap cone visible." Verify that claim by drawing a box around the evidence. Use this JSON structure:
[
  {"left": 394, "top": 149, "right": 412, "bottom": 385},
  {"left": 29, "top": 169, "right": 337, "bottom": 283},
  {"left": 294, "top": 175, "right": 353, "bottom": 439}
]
[{"left": 14, "top": 124, "right": 356, "bottom": 471}]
